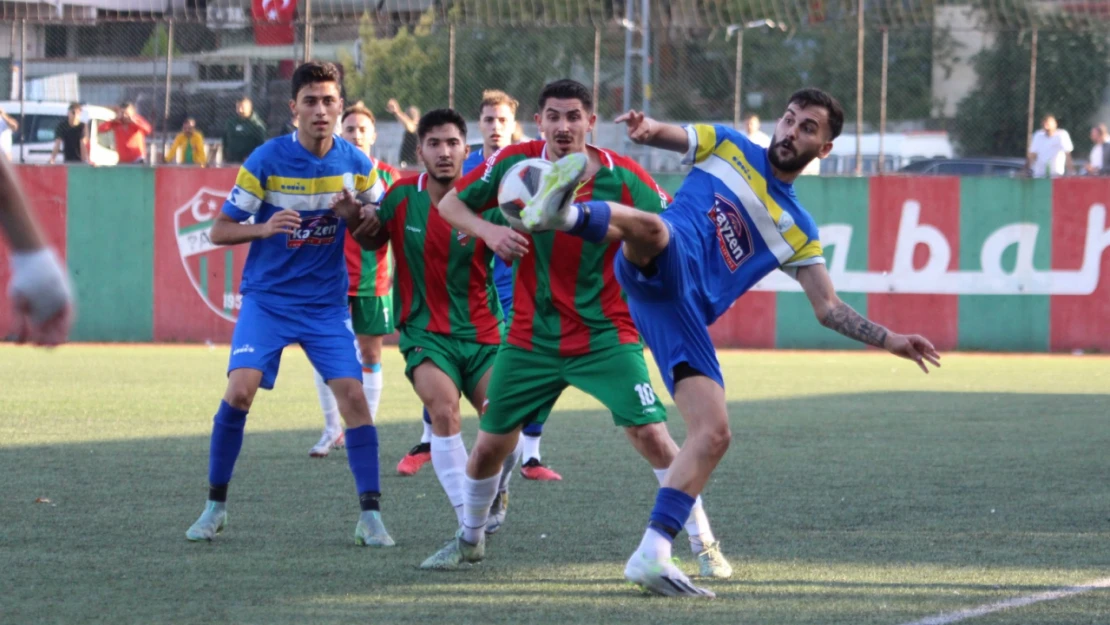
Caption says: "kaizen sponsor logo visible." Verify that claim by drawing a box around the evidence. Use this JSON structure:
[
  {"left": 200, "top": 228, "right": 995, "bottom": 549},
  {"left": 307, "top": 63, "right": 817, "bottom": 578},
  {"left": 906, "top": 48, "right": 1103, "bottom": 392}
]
[
  {"left": 707, "top": 194, "right": 754, "bottom": 273},
  {"left": 287, "top": 214, "right": 339, "bottom": 248}
]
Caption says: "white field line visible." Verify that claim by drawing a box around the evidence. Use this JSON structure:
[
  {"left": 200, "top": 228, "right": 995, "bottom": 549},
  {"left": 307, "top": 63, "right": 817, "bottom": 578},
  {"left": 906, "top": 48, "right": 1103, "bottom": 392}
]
[{"left": 898, "top": 577, "right": 1110, "bottom": 625}]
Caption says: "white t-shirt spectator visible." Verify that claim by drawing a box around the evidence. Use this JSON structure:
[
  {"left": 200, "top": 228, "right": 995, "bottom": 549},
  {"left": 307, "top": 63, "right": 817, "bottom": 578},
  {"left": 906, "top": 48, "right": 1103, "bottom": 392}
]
[
  {"left": 746, "top": 129, "right": 771, "bottom": 148},
  {"left": 0, "top": 116, "right": 12, "bottom": 160},
  {"left": 1089, "top": 141, "right": 1107, "bottom": 173},
  {"left": 1029, "top": 129, "right": 1073, "bottom": 177}
]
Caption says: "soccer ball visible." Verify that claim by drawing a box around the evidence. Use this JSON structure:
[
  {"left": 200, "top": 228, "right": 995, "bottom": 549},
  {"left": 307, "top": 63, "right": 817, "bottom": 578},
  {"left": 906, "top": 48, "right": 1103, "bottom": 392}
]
[{"left": 498, "top": 158, "right": 552, "bottom": 231}]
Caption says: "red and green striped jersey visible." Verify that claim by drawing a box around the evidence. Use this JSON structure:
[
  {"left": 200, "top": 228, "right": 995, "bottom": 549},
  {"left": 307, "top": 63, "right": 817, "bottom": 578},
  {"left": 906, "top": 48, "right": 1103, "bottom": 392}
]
[
  {"left": 346, "top": 158, "right": 402, "bottom": 297},
  {"left": 455, "top": 140, "right": 670, "bottom": 356},
  {"left": 381, "top": 172, "right": 503, "bottom": 343}
]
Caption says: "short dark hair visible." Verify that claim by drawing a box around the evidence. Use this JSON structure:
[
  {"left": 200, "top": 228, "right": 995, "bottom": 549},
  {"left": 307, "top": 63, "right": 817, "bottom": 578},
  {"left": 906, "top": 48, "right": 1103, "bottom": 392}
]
[
  {"left": 1043, "top": 113, "right": 1057, "bottom": 122},
  {"left": 67, "top": 101, "right": 81, "bottom": 112},
  {"left": 787, "top": 88, "right": 844, "bottom": 141},
  {"left": 417, "top": 108, "right": 467, "bottom": 142},
  {"left": 538, "top": 79, "right": 592, "bottom": 114},
  {"left": 291, "top": 62, "right": 341, "bottom": 100},
  {"left": 120, "top": 100, "right": 135, "bottom": 110}
]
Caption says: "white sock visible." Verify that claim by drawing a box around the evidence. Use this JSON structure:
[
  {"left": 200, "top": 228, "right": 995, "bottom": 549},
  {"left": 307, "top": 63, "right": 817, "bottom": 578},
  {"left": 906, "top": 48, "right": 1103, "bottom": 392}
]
[
  {"left": 461, "top": 474, "right": 500, "bottom": 544},
  {"left": 421, "top": 418, "right": 433, "bottom": 445},
  {"left": 363, "top": 368, "right": 383, "bottom": 417},
  {"left": 522, "top": 434, "right": 541, "bottom": 463},
  {"left": 637, "top": 525, "right": 673, "bottom": 562},
  {"left": 431, "top": 433, "right": 468, "bottom": 527},
  {"left": 498, "top": 438, "right": 523, "bottom": 493},
  {"left": 313, "top": 369, "right": 341, "bottom": 434},
  {"left": 652, "top": 468, "right": 714, "bottom": 554}
]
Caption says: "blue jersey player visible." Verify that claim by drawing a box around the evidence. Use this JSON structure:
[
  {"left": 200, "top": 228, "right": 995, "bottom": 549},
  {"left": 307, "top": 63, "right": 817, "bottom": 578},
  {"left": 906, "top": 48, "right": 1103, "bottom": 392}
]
[
  {"left": 185, "top": 62, "right": 395, "bottom": 548},
  {"left": 520, "top": 88, "right": 941, "bottom": 597}
]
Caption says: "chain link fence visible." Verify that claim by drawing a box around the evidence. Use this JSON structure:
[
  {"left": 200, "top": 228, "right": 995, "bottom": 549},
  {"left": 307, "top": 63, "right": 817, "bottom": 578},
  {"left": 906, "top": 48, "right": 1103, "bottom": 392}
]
[{"left": 1, "top": 1, "right": 1107, "bottom": 173}]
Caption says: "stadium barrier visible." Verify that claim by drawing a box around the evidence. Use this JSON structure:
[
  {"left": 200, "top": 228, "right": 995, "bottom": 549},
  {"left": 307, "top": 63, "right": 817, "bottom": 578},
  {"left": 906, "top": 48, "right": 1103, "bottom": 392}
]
[{"left": 2, "top": 166, "right": 1107, "bottom": 353}]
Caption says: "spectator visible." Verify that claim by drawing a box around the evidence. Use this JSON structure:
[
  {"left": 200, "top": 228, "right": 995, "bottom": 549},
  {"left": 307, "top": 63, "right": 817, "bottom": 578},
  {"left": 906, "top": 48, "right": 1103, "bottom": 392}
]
[
  {"left": 166, "top": 118, "right": 207, "bottom": 167},
  {"left": 386, "top": 98, "right": 419, "bottom": 167},
  {"left": 0, "top": 109, "right": 19, "bottom": 161},
  {"left": 49, "top": 102, "right": 88, "bottom": 165},
  {"left": 1026, "top": 114, "right": 1073, "bottom": 178},
  {"left": 1085, "top": 123, "right": 1108, "bottom": 175},
  {"left": 744, "top": 113, "right": 771, "bottom": 148},
  {"left": 99, "top": 102, "right": 152, "bottom": 165},
  {"left": 222, "top": 97, "right": 267, "bottom": 164}
]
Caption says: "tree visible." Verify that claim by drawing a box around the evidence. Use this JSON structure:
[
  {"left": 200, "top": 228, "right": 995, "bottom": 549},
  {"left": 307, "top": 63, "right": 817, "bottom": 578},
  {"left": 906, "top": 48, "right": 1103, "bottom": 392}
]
[
  {"left": 341, "top": 13, "right": 449, "bottom": 117},
  {"left": 953, "top": 29, "right": 1110, "bottom": 157}
]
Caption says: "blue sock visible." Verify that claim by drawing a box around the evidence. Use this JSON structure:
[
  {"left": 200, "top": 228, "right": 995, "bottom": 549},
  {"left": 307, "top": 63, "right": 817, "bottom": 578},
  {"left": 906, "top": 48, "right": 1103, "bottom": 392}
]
[
  {"left": 422, "top": 407, "right": 432, "bottom": 425},
  {"left": 647, "top": 487, "right": 696, "bottom": 541},
  {"left": 568, "top": 200, "right": 611, "bottom": 243},
  {"left": 208, "top": 400, "right": 248, "bottom": 499},
  {"left": 522, "top": 421, "right": 544, "bottom": 437},
  {"left": 345, "top": 424, "right": 381, "bottom": 510}
]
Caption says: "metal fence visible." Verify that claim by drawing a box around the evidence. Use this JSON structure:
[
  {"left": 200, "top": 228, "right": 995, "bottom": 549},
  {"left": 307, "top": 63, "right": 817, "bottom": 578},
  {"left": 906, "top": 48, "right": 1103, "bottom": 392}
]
[{"left": 1, "top": 1, "right": 1108, "bottom": 173}]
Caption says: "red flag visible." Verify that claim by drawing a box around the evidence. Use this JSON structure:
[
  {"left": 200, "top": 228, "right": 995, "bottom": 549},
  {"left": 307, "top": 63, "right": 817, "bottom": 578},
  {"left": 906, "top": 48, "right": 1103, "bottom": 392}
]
[{"left": 251, "top": 0, "right": 296, "bottom": 46}]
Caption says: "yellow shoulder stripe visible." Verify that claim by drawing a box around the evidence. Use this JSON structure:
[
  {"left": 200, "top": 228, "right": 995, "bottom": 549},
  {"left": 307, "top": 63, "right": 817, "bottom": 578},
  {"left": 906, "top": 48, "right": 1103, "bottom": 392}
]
[{"left": 712, "top": 140, "right": 810, "bottom": 253}]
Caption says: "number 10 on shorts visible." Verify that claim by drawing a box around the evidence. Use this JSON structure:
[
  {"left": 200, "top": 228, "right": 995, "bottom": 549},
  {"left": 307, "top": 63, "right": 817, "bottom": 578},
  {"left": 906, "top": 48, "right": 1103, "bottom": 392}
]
[{"left": 634, "top": 383, "right": 657, "bottom": 406}]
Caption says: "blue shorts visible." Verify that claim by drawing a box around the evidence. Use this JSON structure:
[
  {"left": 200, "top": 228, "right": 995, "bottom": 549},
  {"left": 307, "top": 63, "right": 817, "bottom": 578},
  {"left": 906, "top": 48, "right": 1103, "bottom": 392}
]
[
  {"left": 228, "top": 297, "right": 363, "bottom": 390},
  {"left": 493, "top": 257, "right": 514, "bottom": 318},
  {"left": 614, "top": 218, "right": 723, "bottom": 396}
]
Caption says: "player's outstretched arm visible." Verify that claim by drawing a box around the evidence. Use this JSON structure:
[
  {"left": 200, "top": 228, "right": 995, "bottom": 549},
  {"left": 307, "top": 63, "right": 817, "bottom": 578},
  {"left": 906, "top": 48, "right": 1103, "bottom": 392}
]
[
  {"left": 616, "top": 110, "right": 690, "bottom": 154},
  {"left": 209, "top": 210, "right": 300, "bottom": 246},
  {"left": 796, "top": 263, "right": 941, "bottom": 373},
  {"left": 439, "top": 188, "right": 528, "bottom": 261},
  {"left": 0, "top": 152, "right": 73, "bottom": 345}
]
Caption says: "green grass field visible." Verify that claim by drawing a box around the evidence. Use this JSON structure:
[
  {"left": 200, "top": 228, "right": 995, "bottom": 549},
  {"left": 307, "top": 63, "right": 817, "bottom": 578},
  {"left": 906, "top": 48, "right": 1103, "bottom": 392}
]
[{"left": 2, "top": 344, "right": 1108, "bottom": 624}]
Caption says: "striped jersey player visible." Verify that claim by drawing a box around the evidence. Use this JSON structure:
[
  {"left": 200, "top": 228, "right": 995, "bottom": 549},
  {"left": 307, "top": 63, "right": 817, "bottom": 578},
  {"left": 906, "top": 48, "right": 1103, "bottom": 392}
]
[
  {"left": 419, "top": 79, "right": 730, "bottom": 576},
  {"left": 520, "top": 87, "right": 941, "bottom": 597}
]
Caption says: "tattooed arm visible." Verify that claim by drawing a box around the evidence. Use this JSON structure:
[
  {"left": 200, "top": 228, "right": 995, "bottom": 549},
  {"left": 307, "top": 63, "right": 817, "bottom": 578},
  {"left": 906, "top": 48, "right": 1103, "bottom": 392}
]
[{"left": 796, "top": 263, "right": 941, "bottom": 373}]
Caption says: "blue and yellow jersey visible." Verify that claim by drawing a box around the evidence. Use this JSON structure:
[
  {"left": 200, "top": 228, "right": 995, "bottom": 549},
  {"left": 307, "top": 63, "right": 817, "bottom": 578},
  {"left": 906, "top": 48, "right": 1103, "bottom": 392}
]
[
  {"left": 221, "top": 133, "right": 385, "bottom": 308},
  {"left": 669, "top": 123, "right": 824, "bottom": 324}
]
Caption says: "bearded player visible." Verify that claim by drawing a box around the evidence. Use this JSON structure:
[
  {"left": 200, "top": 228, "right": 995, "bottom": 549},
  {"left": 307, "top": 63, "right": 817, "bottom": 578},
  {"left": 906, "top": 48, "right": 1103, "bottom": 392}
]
[
  {"left": 420, "top": 79, "right": 730, "bottom": 577},
  {"left": 521, "top": 88, "right": 941, "bottom": 597},
  {"left": 308, "top": 102, "right": 402, "bottom": 458}
]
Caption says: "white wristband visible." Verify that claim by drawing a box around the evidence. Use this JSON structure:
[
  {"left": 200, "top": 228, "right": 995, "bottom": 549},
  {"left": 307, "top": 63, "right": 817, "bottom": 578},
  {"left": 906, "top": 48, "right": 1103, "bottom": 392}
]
[{"left": 9, "top": 247, "right": 72, "bottom": 323}]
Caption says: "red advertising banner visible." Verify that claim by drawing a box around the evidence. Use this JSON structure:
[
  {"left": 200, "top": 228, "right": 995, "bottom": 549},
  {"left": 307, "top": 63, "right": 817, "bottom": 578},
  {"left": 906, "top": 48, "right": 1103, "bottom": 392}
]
[
  {"left": 1049, "top": 177, "right": 1110, "bottom": 352},
  {"left": 152, "top": 167, "right": 245, "bottom": 343},
  {"left": 867, "top": 176, "right": 961, "bottom": 351},
  {"left": 707, "top": 292, "right": 776, "bottom": 349},
  {"left": 0, "top": 166, "right": 67, "bottom": 339}
]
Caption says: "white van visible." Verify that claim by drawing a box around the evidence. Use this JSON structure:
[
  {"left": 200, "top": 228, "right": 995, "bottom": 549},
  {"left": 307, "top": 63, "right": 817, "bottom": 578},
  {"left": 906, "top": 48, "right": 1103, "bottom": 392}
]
[
  {"left": 0, "top": 101, "right": 120, "bottom": 166},
  {"left": 822, "top": 131, "right": 955, "bottom": 175}
]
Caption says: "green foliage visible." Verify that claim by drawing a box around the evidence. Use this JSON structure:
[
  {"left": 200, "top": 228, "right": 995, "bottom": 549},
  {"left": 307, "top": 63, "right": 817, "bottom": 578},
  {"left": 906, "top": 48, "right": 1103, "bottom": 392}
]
[
  {"left": 341, "top": 13, "right": 449, "bottom": 116},
  {"left": 954, "top": 29, "right": 1110, "bottom": 157},
  {"left": 139, "top": 23, "right": 183, "bottom": 58}
]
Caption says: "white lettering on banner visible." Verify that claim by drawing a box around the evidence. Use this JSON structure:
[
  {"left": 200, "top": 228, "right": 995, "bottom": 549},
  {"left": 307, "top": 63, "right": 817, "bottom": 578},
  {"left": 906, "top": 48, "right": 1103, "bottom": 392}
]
[{"left": 752, "top": 201, "right": 1110, "bottom": 296}]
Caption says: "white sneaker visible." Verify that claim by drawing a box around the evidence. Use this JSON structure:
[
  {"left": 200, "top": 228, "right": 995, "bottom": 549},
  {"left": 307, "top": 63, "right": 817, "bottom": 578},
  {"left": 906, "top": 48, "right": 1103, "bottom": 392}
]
[
  {"left": 520, "top": 153, "right": 588, "bottom": 231},
  {"left": 624, "top": 551, "right": 716, "bottom": 598},
  {"left": 185, "top": 501, "right": 227, "bottom": 542},
  {"left": 354, "top": 510, "right": 396, "bottom": 547},
  {"left": 309, "top": 429, "right": 344, "bottom": 458}
]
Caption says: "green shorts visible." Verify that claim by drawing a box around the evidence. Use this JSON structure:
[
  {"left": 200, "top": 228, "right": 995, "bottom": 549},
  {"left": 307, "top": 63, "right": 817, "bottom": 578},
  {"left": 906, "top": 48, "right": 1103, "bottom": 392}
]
[
  {"left": 400, "top": 326, "right": 498, "bottom": 398},
  {"left": 349, "top": 294, "right": 394, "bottom": 336},
  {"left": 481, "top": 343, "right": 667, "bottom": 435}
]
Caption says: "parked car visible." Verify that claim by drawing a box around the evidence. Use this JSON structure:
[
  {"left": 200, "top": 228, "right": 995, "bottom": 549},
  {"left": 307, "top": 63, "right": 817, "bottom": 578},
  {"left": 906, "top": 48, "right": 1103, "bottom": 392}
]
[
  {"left": 896, "top": 157, "right": 1027, "bottom": 176},
  {"left": 0, "top": 101, "right": 120, "bottom": 166}
]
